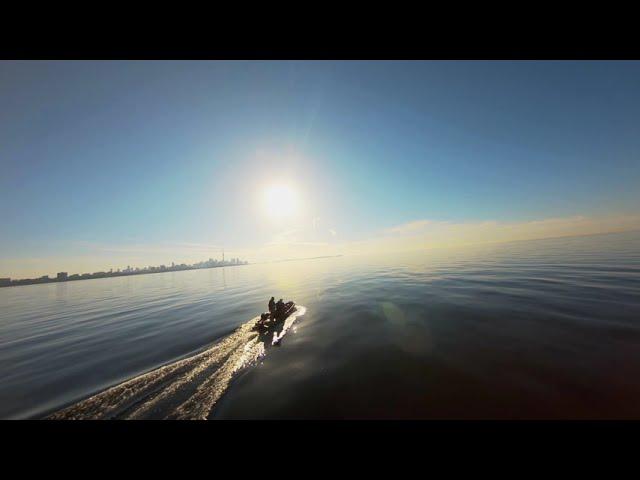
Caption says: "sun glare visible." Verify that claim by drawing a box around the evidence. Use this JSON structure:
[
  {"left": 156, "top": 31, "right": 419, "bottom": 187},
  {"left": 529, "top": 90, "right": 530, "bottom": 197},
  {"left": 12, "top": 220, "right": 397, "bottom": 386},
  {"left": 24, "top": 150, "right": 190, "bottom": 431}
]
[{"left": 263, "top": 184, "right": 299, "bottom": 219}]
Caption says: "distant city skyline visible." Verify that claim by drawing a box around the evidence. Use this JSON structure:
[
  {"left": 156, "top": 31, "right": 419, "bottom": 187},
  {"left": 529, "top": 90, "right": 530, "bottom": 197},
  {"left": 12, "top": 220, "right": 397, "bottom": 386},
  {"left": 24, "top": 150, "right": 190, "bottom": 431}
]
[
  {"left": 2, "top": 61, "right": 640, "bottom": 278},
  {"left": 1, "top": 255, "right": 248, "bottom": 287}
]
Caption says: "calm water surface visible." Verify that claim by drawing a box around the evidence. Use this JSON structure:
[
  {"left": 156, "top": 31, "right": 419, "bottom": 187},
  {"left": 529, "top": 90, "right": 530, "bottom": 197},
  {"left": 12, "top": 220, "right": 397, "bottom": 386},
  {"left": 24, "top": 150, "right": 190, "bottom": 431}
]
[{"left": 1, "top": 232, "right": 640, "bottom": 419}]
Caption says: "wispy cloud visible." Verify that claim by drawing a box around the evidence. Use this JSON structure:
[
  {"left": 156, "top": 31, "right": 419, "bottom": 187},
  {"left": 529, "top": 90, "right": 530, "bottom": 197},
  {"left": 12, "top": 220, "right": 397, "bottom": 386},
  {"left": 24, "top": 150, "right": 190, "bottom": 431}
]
[
  {"left": 5, "top": 214, "right": 639, "bottom": 279},
  {"left": 348, "top": 214, "right": 640, "bottom": 256},
  {"left": 267, "top": 219, "right": 338, "bottom": 247},
  {"left": 74, "top": 213, "right": 640, "bottom": 264},
  {"left": 267, "top": 228, "right": 302, "bottom": 246},
  {"left": 383, "top": 220, "right": 433, "bottom": 235},
  {"left": 73, "top": 241, "right": 223, "bottom": 256}
]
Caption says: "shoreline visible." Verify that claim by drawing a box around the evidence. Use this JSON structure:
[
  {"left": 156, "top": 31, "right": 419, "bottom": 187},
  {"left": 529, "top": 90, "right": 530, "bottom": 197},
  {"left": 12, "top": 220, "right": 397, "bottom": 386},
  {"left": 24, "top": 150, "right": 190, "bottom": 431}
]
[{"left": 0, "top": 262, "right": 249, "bottom": 289}]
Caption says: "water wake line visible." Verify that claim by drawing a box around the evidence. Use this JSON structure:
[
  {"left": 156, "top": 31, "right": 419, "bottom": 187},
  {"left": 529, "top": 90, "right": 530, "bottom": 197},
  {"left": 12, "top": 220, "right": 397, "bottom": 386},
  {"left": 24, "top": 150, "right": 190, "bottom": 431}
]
[{"left": 48, "top": 306, "right": 306, "bottom": 420}]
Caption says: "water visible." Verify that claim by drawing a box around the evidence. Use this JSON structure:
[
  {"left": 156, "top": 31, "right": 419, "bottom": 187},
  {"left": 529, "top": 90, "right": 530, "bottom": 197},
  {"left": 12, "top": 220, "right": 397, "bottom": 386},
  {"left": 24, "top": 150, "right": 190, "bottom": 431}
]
[{"left": 1, "top": 231, "right": 640, "bottom": 419}]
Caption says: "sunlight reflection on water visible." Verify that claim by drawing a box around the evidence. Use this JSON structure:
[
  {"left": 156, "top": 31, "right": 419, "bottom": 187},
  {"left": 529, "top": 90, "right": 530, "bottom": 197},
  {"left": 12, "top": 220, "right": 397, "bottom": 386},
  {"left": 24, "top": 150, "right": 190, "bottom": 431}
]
[{"left": 1, "top": 231, "right": 640, "bottom": 419}]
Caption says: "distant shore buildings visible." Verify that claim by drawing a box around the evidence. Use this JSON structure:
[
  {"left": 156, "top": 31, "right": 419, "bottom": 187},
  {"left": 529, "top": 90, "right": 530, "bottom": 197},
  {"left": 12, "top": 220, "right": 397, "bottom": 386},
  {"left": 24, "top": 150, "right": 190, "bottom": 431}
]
[{"left": 0, "top": 257, "right": 249, "bottom": 288}]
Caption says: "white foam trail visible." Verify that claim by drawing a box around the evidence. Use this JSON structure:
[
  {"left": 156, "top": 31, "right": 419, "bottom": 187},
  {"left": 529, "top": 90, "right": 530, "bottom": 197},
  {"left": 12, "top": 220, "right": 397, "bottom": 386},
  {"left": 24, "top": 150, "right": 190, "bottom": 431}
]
[
  {"left": 273, "top": 305, "right": 306, "bottom": 345},
  {"left": 171, "top": 306, "right": 306, "bottom": 420},
  {"left": 48, "top": 306, "right": 306, "bottom": 420}
]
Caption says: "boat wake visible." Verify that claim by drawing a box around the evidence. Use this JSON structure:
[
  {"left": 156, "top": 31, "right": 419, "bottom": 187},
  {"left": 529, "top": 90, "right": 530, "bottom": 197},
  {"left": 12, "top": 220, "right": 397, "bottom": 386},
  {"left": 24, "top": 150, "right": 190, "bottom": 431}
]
[{"left": 48, "top": 306, "right": 306, "bottom": 420}]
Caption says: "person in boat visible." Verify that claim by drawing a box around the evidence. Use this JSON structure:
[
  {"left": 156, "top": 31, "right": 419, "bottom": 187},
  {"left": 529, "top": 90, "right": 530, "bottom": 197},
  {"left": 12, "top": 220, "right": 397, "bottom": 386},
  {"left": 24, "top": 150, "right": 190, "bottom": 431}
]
[
  {"left": 268, "top": 297, "right": 276, "bottom": 316},
  {"left": 275, "top": 298, "right": 285, "bottom": 319}
]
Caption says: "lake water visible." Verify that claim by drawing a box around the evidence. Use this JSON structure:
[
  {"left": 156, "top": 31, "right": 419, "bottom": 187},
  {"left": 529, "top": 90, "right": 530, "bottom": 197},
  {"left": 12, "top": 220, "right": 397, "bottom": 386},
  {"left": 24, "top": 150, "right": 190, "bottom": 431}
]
[{"left": 2, "top": 231, "right": 640, "bottom": 419}]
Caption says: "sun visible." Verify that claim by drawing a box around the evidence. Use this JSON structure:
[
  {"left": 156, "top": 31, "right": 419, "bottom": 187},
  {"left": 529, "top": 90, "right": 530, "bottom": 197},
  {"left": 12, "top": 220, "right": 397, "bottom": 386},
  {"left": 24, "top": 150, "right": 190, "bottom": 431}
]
[{"left": 263, "top": 183, "right": 299, "bottom": 219}]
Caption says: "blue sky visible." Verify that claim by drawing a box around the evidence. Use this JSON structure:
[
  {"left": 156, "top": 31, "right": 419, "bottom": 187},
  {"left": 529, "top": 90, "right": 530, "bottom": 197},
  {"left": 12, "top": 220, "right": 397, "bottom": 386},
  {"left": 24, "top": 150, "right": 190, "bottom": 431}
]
[{"left": 1, "top": 61, "right": 640, "bottom": 277}]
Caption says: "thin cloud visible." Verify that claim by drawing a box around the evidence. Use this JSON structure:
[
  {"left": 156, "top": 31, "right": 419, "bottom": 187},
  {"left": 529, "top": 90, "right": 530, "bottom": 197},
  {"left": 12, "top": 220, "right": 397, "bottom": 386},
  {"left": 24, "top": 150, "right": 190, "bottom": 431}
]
[
  {"left": 354, "top": 214, "right": 640, "bottom": 256},
  {"left": 74, "top": 242, "right": 223, "bottom": 255},
  {"left": 384, "top": 220, "right": 433, "bottom": 235},
  {"left": 8, "top": 214, "right": 640, "bottom": 279}
]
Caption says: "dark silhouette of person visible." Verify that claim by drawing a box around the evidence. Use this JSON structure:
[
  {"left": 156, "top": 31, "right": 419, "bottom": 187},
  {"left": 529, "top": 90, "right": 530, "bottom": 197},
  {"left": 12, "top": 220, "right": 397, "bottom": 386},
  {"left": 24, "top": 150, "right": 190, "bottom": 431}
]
[
  {"left": 268, "top": 297, "right": 276, "bottom": 315},
  {"left": 275, "top": 298, "right": 285, "bottom": 319}
]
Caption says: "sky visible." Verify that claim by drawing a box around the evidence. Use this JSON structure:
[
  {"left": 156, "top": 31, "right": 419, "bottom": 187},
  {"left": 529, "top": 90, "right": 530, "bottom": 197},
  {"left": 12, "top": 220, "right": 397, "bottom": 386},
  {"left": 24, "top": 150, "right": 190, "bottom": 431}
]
[{"left": 1, "top": 61, "right": 640, "bottom": 278}]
